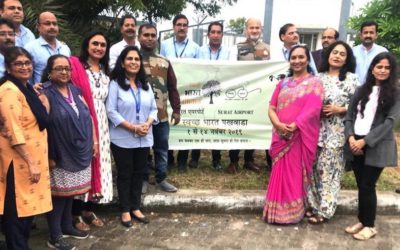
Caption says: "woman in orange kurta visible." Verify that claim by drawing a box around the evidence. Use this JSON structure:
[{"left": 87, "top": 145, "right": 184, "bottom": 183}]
[{"left": 0, "top": 47, "right": 52, "bottom": 249}]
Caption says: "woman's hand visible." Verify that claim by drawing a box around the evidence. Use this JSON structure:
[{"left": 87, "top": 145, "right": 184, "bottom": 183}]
[
  {"left": 349, "top": 136, "right": 365, "bottom": 155},
  {"left": 28, "top": 162, "right": 41, "bottom": 183},
  {"left": 323, "top": 104, "right": 344, "bottom": 117},
  {"left": 135, "top": 123, "right": 149, "bottom": 136},
  {"left": 33, "top": 82, "right": 43, "bottom": 95},
  {"left": 49, "top": 159, "right": 56, "bottom": 169},
  {"left": 275, "top": 122, "right": 292, "bottom": 139}
]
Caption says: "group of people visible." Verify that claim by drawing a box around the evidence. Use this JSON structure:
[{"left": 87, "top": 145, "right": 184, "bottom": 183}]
[
  {"left": 0, "top": 0, "right": 398, "bottom": 249},
  {"left": 263, "top": 22, "right": 399, "bottom": 243}
]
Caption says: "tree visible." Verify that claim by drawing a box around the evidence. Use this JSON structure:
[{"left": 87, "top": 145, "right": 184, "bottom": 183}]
[
  {"left": 202, "top": 80, "right": 221, "bottom": 104},
  {"left": 348, "top": 0, "right": 400, "bottom": 58},
  {"left": 227, "top": 17, "right": 246, "bottom": 34}
]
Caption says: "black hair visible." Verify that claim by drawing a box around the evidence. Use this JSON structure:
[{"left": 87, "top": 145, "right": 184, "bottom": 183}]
[
  {"left": 0, "top": 17, "right": 14, "bottom": 30},
  {"left": 207, "top": 21, "right": 223, "bottom": 34},
  {"left": 110, "top": 45, "right": 148, "bottom": 91},
  {"left": 279, "top": 23, "right": 294, "bottom": 41},
  {"left": 323, "top": 28, "right": 339, "bottom": 39},
  {"left": 357, "top": 52, "right": 398, "bottom": 117},
  {"left": 287, "top": 45, "right": 313, "bottom": 76},
  {"left": 173, "top": 14, "right": 188, "bottom": 26},
  {"left": 138, "top": 23, "right": 157, "bottom": 36},
  {"left": 4, "top": 46, "right": 32, "bottom": 69},
  {"left": 119, "top": 14, "right": 136, "bottom": 28},
  {"left": 79, "top": 31, "right": 110, "bottom": 75},
  {"left": 360, "top": 21, "right": 378, "bottom": 33},
  {"left": 40, "top": 54, "right": 70, "bottom": 83},
  {"left": 319, "top": 41, "right": 355, "bottom": 81}
]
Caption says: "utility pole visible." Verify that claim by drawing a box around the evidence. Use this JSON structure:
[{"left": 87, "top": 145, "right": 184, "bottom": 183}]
[
  {"left": 338, "top": 0, "right": 352, "bottom": 41},
  {"left": 263, "top": 0, "right": 274, "bottom": 44}
]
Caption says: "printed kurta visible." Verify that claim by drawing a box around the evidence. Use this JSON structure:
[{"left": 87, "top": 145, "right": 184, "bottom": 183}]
[
  {"left": 0, "top": 81, "right": 52, "bottom": 217},
  {"left": 307, "top": 72, "right": 358, "bottom": 219}
]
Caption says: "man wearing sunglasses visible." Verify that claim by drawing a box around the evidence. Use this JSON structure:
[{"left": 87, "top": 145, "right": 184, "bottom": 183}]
[
  {"left": 138, "top": 23, "right": 180, "bottom": 193},
  {"left": 24, "top": 11, "right": 71, "bottom": 85},
  {"left": 109, "top": 14, "right": 140, "bottom": 70}
]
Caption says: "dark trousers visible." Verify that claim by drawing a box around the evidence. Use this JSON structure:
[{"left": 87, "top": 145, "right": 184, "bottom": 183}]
[
  {"left": 177, "top": 150, "right": 200, "bottom": 165},
  {"left": 352, "top": 151, "right": 383, "bottom": 227},
  {"left": 182, "top": 150, "right": 221, "bottom": 162},
  {"left": 72, "top": 200, "right": 96, "bottom": 216},
  {"left": 47, "top": 196, "right": 73, "bottom": 240},
  {"left": 111, "top": 143, "right": 149, "bottom": 212},
  {"left": 229, "top": 150, "right": 254, "bottom": 163},
  {"left": 212, "top": 150, "right": 221, "bottom": 162},
  {"left": 3, "top": 163, "right": 34, "bottom": 250}
]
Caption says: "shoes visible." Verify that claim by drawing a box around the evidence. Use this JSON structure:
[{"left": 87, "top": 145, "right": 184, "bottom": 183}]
[
  {"left": 212, "top": 161, "right": 223, "bottom": 171},
  {"left": 353, "top": 227, "right": 377, "bottom": 240},
  {"left": 47, "top": 236, "right": 76, "bottom": 250},
  {"left": 62, "top": 228, "right": 89, "bottom": 239},
  {"left": 226, "top": 162, "right": 238, "bottom": 174},
  {"left": 396, "top": 188, "right": 400, "bottom": 194},
  {"left": 73, "top": 216, "right": 90, "bottom": 231},
  {"left": 178, "top": 162, "right": 187, "bottom": 173},
  {"left": 120, "top": 218, "right": 133, "bottom": 228},
  {"left": 189, "top": 160, "right": 199, "bottom": 168},
  {"left": 156, "top": 180, "right": 178, "bottom": 192},
  {"left": 345, "top": 222, "right": 364, "bottom": 234},
  {"left": 308, "top": 215, "right": 328, "bottom": 225},
  {"left": 82, "top": 212, "right": 104, "bottom": 227},
  {"left": 243, "top": 161, "right": 261, "bottom": 173},
  {"left": 142, "top": 181, "right": 149, "bottom": 194},
  {"left": 131, "top": 212, "right": 150, "bottom": 224}
]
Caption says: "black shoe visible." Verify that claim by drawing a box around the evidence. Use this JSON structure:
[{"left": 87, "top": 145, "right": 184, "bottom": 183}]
[
  {"left": 212, "top": 161, "right": 223, "bottom": 171},
  {"left": 62, "top": 228, "right": 89, "bottom": 239},
  {"left": 48, "top": 236, "right": 76, "bottom": 250},
  {"left": 396, "top": 188, "right": 400, "bottom": 194},
  {"left": 120, "top": 219, "right": 133, "bottom": 228},
  {"left": 189, "top": 160, "right": 199, "bottom": 168},
  {"left": 131, "top": 212, "right": 150, "bottom": 224}
]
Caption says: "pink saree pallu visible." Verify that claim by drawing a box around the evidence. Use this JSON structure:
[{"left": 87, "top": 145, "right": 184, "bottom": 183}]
[{"left": 263, "top": 75, "right": 323, "bottom": 224}]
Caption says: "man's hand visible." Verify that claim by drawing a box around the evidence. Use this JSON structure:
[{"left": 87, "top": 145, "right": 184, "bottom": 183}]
[{"left": 171, "top": 112, "right": 181, "bottom": 125}]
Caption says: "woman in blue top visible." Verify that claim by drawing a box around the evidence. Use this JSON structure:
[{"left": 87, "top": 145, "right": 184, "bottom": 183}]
[{"left": 106, "top": 46, "right": 158, "bottom": 227}]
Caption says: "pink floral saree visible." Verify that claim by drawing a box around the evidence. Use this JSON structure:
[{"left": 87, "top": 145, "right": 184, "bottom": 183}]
[{"left": 263, "top": 74, "right": 323, "bottom": 224}]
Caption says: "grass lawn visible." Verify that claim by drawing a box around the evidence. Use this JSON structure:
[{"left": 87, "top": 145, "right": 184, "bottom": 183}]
[{"left": 164, "top": 145, "right": 400, "bottom": 192}]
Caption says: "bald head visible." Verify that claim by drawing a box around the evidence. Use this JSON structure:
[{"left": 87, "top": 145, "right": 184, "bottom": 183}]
[
  {"left": 321, "top": 28, "right": 338, "bottom": 48},
  {"left": 37, "top": 11, "right": 59, "bottom": 42},
  {"left": 245, "top": 18, "right": 262, "bottom": 42}
]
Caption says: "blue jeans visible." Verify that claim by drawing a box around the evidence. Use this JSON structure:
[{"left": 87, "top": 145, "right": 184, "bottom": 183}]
[{"left": 147, "top": 121, "right": 169, "bottom": 183}]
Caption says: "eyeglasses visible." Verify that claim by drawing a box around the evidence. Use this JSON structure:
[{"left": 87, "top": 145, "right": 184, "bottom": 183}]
[
  {"left": 142, "top": 33, "right": 156, "bottom": 38},
  {"left": 39, "top": 21, "right": 58, "bottom": 26},
  {"left": 91, "top": 41, "right": 107, "bottom": 47},
  {"left": 52, "top": 66, "right": 71, "bottom": 73},
  {"left": 12, "top": 61, "right": 32, "bottom": 68},
  {"left": 0, "top": 31, "right": 15, "bottom": 37},
  {"left": 175, "top": 23, "right": 188, "bottom": 27}
]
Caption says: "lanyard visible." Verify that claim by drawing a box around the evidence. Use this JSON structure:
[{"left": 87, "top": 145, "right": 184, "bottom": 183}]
[
  {"left": 129, "top": 85, "right": 141, "bottom": 121},
  {"left": 174, "top": 38, "right": 189, "bottom": 58},
  {"left": 209, "top": 46, "right": 221, "bottom": 60},
  {"left": 45, "top": 45, "right": 60, "bottom": 57}
]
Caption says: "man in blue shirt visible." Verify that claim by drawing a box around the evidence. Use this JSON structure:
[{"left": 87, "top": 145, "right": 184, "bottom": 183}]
[
  {"left": 353, "top": 21, "right": 387, "bottom": 85},
  {"left": 0, "top": 0, "right": 34, "bottom": 47},
  {"left": 0, "top": 18, "right": 15, "bottom": 78},
  {"left": 24, "top": 11, "right": 71, "bottom": 85},
  {"left": 160, "top": 14, "right": 199, "bottom": 59}
]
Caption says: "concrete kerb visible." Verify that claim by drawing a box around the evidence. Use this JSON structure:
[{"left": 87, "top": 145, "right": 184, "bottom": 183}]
[{"left": 138, "top": 189, "right": 400, "bottom": 215}]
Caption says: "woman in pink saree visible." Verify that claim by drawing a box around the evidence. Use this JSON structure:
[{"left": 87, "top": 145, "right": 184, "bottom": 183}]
[{"left": 263, "top": 45, "right": 323, "bottom": 224}]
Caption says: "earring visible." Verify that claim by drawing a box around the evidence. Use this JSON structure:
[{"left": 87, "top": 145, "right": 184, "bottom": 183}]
[{"left": 48, "top": 74, "right": 52, "bottom": 80}]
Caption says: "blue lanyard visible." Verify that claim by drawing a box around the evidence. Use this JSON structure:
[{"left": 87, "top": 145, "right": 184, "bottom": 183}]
[
  {"left": 174, "top": 38, "right": 189, "bottom": 58},
  {"left": 129, "top": 85, "right": 141, "bottom": 121},
  {"left": 209, "top": 46, "right": 221, "bottom": 60}
]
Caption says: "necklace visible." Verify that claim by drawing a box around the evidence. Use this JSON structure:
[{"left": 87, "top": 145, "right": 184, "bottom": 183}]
[{"left": 87, "top": 64, "right": 103, "bottom": 88}]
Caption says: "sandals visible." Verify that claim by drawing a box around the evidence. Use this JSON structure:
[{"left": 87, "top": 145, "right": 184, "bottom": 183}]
[
  {"left": 82, "top": 212, "right": 104, "bottom": 227},
  {"left": 345, "top": 222, "right": 364, "bottom": 234},
  {"left": 308, "top": 215, "right": 328, "bottom": 225},
  {"left": 353, "top": 227, "right": 377, "bottom": 240},
  {"left": 74, "top": 216, "right": 90, "bottom": 231},
  {"left": 305, "top": 210, "right": 314, "bottom": 218}
]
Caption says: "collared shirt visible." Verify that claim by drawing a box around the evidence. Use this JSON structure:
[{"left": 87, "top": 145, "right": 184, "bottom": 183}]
[
  {"left": 0, "top": 54, "right": 5, "bottom": 78},
  {"left": 106, "top": 80, "right": 158, "bottom": 149},
  {"left": 197, "top": 44, "right": 232, "bottom": 61},
  {"left": 160, "top": 37, "right": 199, "bottom": 59},
  {"left": 24, "top": 36, "right": 71, "bottom": 84},
  {"left": 272, "top": 45, "right": 318, "bottom": 74},
  {"left": 15, "top": 24, "right": 35, "bottom": 47},
  {"left": 353, "top": 43, "right": 388, "bottom": 85},
  {"left": 109, "top": 39, "right": 140, "bottom": 70}
]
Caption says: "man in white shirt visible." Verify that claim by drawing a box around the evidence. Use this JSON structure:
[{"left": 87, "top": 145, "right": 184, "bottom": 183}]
[
  {"left": 353, "top": 21, "right": 387, "bottom": 85},
  {"left": 109, "top": 14, "right": 140, "bottom": 70}
]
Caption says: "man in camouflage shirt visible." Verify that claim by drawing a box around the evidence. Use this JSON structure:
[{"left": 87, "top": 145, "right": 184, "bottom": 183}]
[{"left": 139, "top": 23, "right": 181, "bottom": 193}]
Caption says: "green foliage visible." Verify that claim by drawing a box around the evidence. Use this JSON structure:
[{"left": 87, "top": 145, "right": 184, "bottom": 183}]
[
  {"left": 227, "top": 17, "right": 246, "bottom": 34},
  {"left": 348, "top": 0, "right": 400, "bottom": 59}
]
